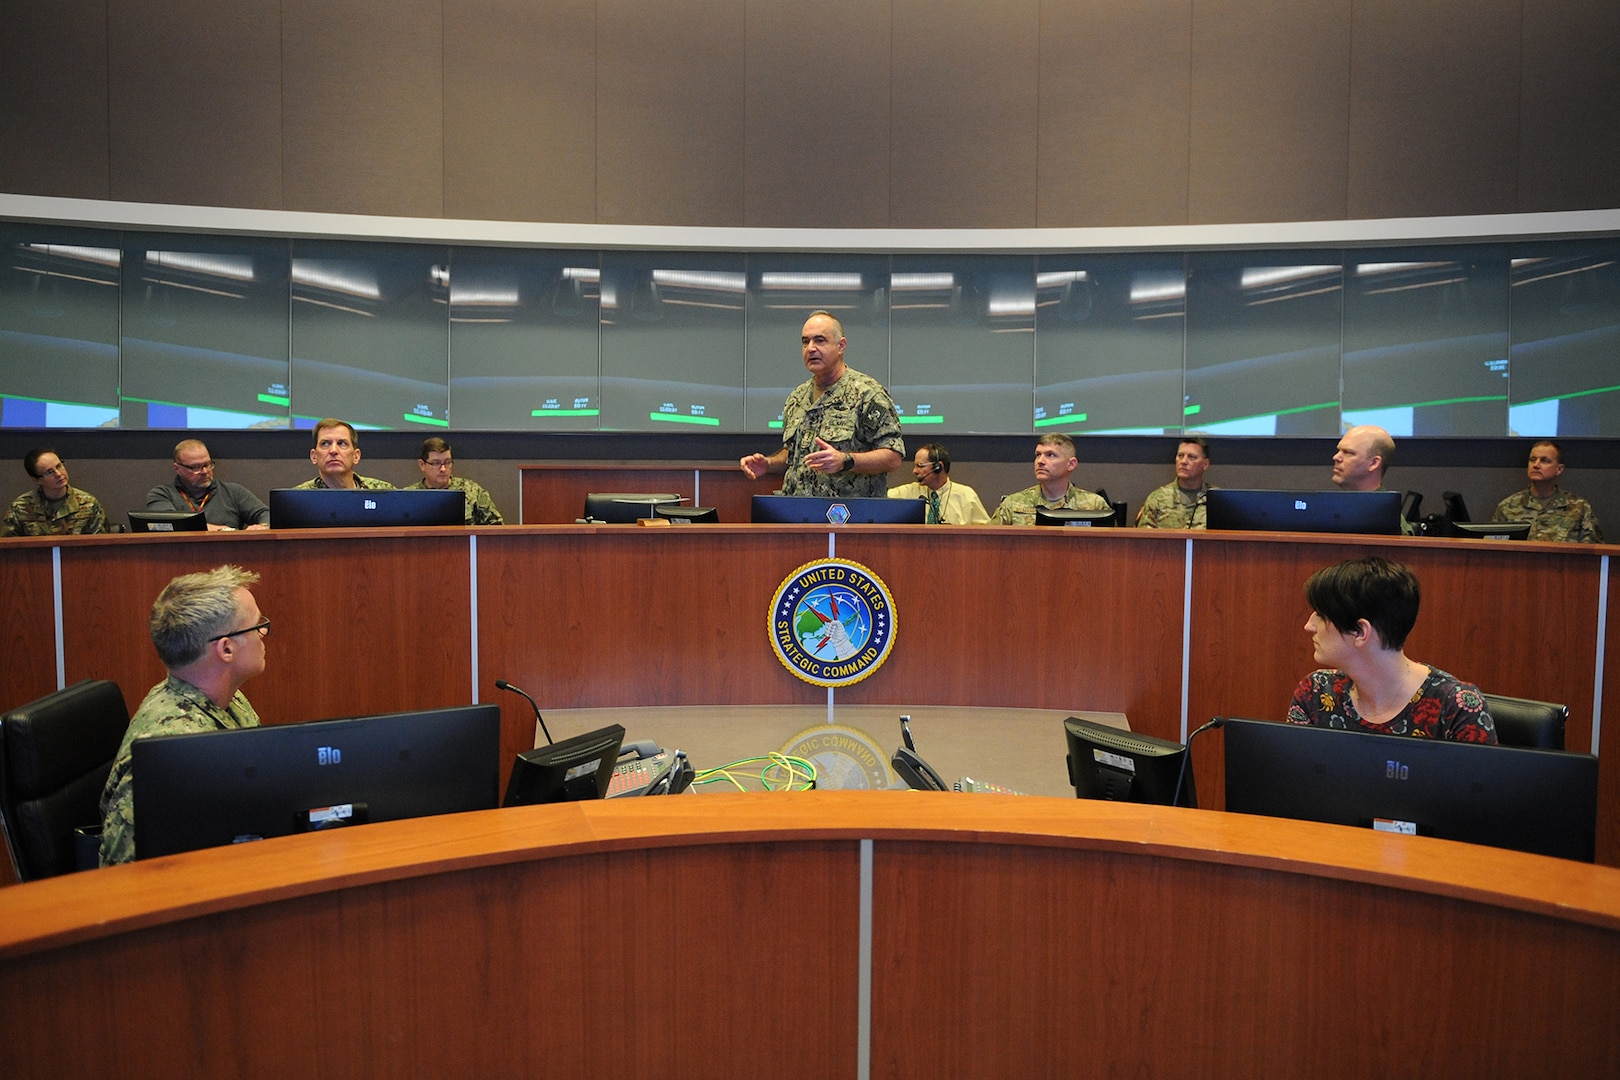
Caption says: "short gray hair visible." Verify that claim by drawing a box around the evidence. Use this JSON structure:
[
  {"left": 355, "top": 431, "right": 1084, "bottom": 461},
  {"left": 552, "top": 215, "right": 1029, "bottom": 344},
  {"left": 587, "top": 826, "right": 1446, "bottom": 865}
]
[{"left": 150, "top": 565, "right": 261, "bottom": 668}]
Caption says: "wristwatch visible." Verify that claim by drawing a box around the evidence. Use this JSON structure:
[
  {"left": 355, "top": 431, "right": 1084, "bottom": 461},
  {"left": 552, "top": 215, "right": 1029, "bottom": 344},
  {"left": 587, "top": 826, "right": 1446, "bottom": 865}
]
[{"left": 840, "top": 453, "right": 855, "bottom": 473}]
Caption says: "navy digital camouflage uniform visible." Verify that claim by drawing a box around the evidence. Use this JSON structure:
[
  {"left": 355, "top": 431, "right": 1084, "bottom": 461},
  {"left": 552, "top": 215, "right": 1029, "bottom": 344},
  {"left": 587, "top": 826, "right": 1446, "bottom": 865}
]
[
  {"left": 779, "top": 367, "right": 904, "bottom": 498},
  {"left": 98, "top": 674, "right": 260, "bottom": 866},
  {"left": 2, "top": 486, "right": 107, "bottom": 536},
  {"left": 404, "top": 476, "right": 504, "bottom": 525},
  {"left": 1491, "top": 487, "right": 1604, "bottom": 544},
  {"left": 293, "top": 475, "right": 395, "bottom": 491},
  {"left": 1135, "top": 482, "right": 1212, "bottom": 529},
  {"left": 991, "top": 482, "right": 1110, "bottom": 526}
]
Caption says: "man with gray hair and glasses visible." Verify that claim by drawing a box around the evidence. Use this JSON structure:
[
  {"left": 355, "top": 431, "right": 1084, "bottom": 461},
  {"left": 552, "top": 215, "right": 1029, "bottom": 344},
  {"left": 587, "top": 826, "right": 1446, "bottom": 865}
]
[{"left": 99, "top": 565, "right": 268, "bottom": 865}]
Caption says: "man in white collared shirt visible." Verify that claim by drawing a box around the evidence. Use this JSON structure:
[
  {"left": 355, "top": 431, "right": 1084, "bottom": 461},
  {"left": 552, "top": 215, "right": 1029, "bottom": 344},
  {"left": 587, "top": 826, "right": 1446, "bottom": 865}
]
[{"left": 887, "top": 444, "right": 990, "bottom": 525}]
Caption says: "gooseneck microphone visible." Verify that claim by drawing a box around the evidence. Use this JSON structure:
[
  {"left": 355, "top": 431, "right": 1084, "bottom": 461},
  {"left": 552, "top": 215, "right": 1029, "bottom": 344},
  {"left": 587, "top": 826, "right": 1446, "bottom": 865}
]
[
  {"left": 1173, "top": 717, "right": 1226, "bottom": 809},
  {"left": 495, "top": 679, "right": 554, "bottom": 745}
]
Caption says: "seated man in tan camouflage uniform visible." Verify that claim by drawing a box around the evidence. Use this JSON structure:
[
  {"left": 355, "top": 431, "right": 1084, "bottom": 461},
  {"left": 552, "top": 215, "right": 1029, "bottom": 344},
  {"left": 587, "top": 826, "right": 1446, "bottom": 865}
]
[
  {"left": 990, "top": 433, "right": 1111, "bottom": 525},
  {"left": 1491, "top": 440, "right": 1604, "bottom": 543},
  {"left": 2, "top": 448, "right": 106, "bottom": 536},
  {"left": 99, "top": 565, "right": 267, "bottom": 865}
]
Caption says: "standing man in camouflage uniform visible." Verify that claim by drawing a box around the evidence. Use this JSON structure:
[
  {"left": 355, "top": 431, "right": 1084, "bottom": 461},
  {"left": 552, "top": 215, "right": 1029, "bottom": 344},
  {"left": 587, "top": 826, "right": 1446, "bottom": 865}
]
[
  {"left": 1136, "top": 437, "right": 1214, "bottom": 529},
  {"left": 739, "top": 311, "right": 904, "bottom": 497},
  {"left": 2, "top": 448, "right": 107, "bottom": 536},
  {"left": 1490, "top": 440, "right": 1604, "bottom": 543},
  {"left": 990, "top": 434, "right": 1111, "bottom": 525},
  {"left": 404, "top": 436, "right": 504, "bottom": 524},
  {"left": 293, "top": 418, "right": 395, "bottom": 491},
  {"left": 99, "top": 565, "right": 267, "bottom": 865}
]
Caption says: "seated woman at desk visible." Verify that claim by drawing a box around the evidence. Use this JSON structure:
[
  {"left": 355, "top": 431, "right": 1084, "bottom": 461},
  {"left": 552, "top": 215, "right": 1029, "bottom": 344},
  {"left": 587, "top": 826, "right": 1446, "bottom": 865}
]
[{"left": 1287, "top": 556, "right": 1496, "bottom": 743}]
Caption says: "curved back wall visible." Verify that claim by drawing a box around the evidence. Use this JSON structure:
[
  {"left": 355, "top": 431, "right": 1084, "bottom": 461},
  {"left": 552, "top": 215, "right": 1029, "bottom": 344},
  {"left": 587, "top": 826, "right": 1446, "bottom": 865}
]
[{"left": 1, "top": 0, "right": 1617, "bottom": 228}]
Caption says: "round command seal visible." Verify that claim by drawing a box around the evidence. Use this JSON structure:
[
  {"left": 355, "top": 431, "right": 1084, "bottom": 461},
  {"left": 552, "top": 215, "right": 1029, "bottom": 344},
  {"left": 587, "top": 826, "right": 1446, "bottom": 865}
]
[{"left": 769, "top": 558, "right": 897, "bottom": 687}]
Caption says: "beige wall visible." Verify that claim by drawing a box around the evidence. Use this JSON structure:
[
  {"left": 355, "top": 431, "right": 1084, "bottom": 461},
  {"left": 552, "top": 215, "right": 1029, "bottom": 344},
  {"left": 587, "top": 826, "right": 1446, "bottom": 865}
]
[{"left": 2, "top": 0, "right": 1616, "bottom": 228}]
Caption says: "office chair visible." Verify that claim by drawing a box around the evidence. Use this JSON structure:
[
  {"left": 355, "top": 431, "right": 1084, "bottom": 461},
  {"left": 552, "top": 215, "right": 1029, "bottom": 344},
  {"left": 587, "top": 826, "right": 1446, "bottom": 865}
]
[
  {"left": 0, "top": 679, "right": 129, "bottom": 880},
  {"left": 1482, "top": 692, "right": 1567, "bottom": 751}
]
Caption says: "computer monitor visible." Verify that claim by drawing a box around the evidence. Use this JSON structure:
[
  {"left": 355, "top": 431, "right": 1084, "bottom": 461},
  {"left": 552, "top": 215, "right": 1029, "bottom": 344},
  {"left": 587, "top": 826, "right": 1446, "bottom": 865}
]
[
  {"left": 133, "top": 703, "right": 501, "bottom": 859},
  {"left": 1445, "top": 520, "right": 1530, "bottom": 541},
  {"left": 751, "top": 495, "right": 927, "bottom": 524},
  {"left": 581, "top": 493, "right": 683, "bottom": 523},
  {"left": 127, "top": 510, "right": 207, "bottom": 533},
  {"left": 1035, "top": 506, "right": 1117, "bottom": 527},
  {"left": 1205, "top": 489, "right": 1402, "bottom": 535},
  {"left": 268, "top": 488, "right": 466, "bottom": 528},
  {"left": 1222, "top": 718, "right": 1598, "bottom": 861},
  {"left": 503, "top": 724, "right": 626, "bottom": 805},
  {"left": 1064, "top": 716, "right": 1196, "bottom": 808}
]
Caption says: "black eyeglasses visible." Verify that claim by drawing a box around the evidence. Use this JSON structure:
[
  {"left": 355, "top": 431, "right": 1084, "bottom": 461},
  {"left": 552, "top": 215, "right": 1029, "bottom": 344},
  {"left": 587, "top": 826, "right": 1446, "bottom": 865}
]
[
  {"left": 208, "top": 618, "right": 270, "bottom": 643},
  {"left": 175, "top": 459, "right": 216, "bottom": 472}
]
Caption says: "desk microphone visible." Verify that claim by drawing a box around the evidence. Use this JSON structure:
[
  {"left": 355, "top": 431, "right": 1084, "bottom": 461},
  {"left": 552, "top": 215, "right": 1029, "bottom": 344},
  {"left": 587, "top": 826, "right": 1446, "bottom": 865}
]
[
  {"left": 495, "top": 679, "right": 554, "bottom": 745},
  {"left": 1173, "top": 717, "right": 1225, "bottom": 809}
]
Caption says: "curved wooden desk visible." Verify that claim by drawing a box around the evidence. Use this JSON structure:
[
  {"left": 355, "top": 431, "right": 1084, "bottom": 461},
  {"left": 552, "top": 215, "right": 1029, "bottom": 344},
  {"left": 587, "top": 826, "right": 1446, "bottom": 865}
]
[{"left": 1, "top": 794, "right": 1616, "bottom": 1078}]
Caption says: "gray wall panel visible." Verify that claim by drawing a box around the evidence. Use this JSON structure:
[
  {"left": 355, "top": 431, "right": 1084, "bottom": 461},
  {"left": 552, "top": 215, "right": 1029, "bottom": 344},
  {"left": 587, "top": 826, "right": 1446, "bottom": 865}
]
[
  {"left": 281, "top": 0, "right": 444, "bottom": 217},
  {"left": 1518, "top": 0, "right": 1620, "bottom": 212},
  {"left": 597, "top": 0, "right": 746, "bottom": 226},
  {"left": 743, "top": 0, "right": 892, "bottom": 228},
  {"left": 0, "top": 1, "right": 111, "bottom": 200},
  {"left": 107, "top": 0, "right": 283, "bottom": 210},
  {"left": 443, "top": 0, "right": 598, "bottom": 223},
  {"left": 1037, "top": 0, "right": 1193, "bottom": 228},
  {"left": 1188, "top": 0, "right": 1352, "bottom": 224},
  {"left": 1347, "top": 0, "right": 1522, "bottom": 219},
  {"left": 891, "top": 0, "right": 1040, "bottom": 228}
]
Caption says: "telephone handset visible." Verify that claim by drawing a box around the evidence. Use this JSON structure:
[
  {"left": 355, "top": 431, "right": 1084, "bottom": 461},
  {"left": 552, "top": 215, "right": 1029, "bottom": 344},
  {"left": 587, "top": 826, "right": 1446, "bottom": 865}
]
[
  {"left": 891, "top": 714, "right": 948, "bottom": 791},
  {"left": 607, "top": 740, "right": 694, "bottom": 797}
]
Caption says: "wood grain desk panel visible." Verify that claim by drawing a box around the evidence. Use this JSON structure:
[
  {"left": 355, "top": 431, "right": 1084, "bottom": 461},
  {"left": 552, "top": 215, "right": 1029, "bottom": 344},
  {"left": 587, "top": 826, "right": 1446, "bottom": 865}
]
[
  {"left": 519, "top": 463, "right": 767, "bottom": 523},
  {"left": 0, "top": 795, "right": 1615, "bottom": 1078},
  {"left": 0, "top": 545, "right": 59, "bottom": 710}
]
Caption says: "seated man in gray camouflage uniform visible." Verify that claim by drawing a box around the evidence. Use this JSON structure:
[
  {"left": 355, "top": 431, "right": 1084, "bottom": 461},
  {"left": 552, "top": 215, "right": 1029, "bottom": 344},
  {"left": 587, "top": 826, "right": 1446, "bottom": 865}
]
[
  {"left": 1491, "top": 440, "right": 1604, "bottom": 543},
  {"left": 404, "top": 436, "right": 503, "bottom": 525},
  {"left": 99, "top": 565, "right": 267, "bottom": 865},
  {"left": 739, "top": 310, "right": 904, "bottom": 497},
  {"left": 990, "top": 433, "right": 1111, "bottom": 525}
]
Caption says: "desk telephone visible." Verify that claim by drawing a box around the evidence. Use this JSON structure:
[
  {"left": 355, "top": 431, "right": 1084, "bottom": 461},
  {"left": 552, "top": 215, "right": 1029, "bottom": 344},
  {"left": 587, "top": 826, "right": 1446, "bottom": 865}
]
[
  {"left": 608, "top": 740, "right": 693, "bottom": 798},
  {"left": 891, "top": 715, "right": 1026, "bottom": 794}
]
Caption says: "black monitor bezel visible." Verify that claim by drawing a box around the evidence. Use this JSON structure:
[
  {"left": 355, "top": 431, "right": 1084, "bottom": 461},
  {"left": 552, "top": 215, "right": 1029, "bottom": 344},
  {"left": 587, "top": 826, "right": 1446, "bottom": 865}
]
[
  {"left": 1222, "top": 718, "right": 1598, "bottom": 861},
  {"left": 503, "top": 724, "right": 626, "bottom": 805},
  {"left": 581, "top": 493, "right": 683, "bottom": 523},
  {"left": 1205, "top": 488, "right": 1403, "bottom": 536},
  {"left": 751, "top": 495, "right": 928, "bottom": 525},
  {"left": 268, "top": 488, "right": 466, "bottom": 528},
  {"left": 1446, "top": 521, "right": 1530, "bottom": 541},
  {"left": 132, "top": 702, "right": 502, "bottom": 859},
  {"left": 1035, "top": 506, "right": 1117, "bottom": 527},
  {"left": 127, "top": 510, "right": 208, "bottom": 533}
]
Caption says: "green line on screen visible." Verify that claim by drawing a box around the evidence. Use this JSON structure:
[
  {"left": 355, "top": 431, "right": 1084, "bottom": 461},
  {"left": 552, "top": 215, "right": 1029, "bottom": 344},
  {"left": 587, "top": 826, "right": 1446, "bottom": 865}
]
[
  {"left": 1035, "top": 413, "right": 1087, "bottom": 427},
  {"left": 257, "top": 393, "right": 291, "bottom": 406},
  {"left": 1395, "top": 394, "right": 1508, "bottom": 409},
  {"left": 1518, "top": 383, "right": 1620, "bottom": 406},
  {"left": 7, "top": 391, "right": 111, "bottom": 409},
  {"left": 649, "top": 412, "right": 722, "bottom": 426},
  {"left": 1184, "top": 404, "right": 1201, "bottom": 416},
  {"left": 531, "top": 408, "right": 600, "bottom": 417},
  {"left": 402, "top": 414, "right": 450, "bottom": 427},
  {"left": 900, "top": 415, "right": 944, "bottom": 425},
  {"left": 768, "top": 421, "right": 784, "bottom": 429}
]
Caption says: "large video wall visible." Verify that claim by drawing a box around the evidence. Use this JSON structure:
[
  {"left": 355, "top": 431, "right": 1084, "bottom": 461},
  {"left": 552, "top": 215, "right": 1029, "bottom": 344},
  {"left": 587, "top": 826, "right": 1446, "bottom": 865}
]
[{"left": 2, "top": 225, "right": 1617, "bottom": 438}]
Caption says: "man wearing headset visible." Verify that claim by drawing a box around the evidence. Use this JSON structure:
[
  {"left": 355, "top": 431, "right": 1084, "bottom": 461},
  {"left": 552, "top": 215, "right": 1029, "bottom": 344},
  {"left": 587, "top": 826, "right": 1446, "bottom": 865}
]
[{"left": 886, "top": 443, "right": 990, "bottom": 524}]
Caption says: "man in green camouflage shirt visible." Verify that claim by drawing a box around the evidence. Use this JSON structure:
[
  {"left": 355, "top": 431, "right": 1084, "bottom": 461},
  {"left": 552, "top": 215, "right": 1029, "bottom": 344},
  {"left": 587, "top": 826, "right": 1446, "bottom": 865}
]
[
  {"left": 2, "top": 448, "right": 107, "bottom": 536},
  {"left": 404, "top": 436, "right": 504, "bottom": 524},
  {"left": 293, "top": 418, "right": 395, "bottom": 492},
  {"left": 991, "top": 434, "right": 1111, "bottom": 525},
  {"left": 1136, "top": 436, "right": 1214, "bottom": 529},
  {"left": 739, "top": 311, "right": 904, "bottom": 498},
  {"left": 1490, "top": 440, "right": 1604, "bottom": 543},
  {"left": 99, "top": 565, "right": 267, "bottom": 865}
]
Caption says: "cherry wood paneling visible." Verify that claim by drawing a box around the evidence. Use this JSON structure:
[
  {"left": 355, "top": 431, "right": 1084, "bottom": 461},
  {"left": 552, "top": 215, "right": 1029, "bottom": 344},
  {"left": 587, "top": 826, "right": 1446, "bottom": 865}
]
[
  {"left": 520, "top": 464, "right": 765, "bottom": 524},
  {"left": 871, "top": 839, "right": 1620, "bottom": 1077},
  {"left": 0, "top": 546, "right": 60, "bottom": 712},
  {"left": 54, "top": 531, "right": 473, "bottom": 725},
  {"left": 1, "top": 795, "right": 1616, "bottom": 1077}
]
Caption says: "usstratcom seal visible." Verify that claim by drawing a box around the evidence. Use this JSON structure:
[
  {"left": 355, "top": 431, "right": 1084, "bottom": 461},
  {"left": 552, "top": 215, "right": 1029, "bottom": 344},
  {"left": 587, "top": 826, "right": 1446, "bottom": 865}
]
[{"left": 769, "top": 558, "right": 897, "bottom": 687}]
